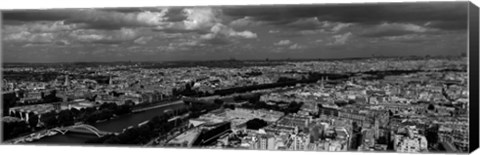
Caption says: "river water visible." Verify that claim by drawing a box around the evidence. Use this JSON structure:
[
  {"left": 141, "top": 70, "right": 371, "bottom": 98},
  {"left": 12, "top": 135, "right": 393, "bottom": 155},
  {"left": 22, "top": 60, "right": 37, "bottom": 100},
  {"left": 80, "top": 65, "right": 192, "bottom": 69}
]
[{"left": 31, "top": 103, "right": 186, "bottom": 145}]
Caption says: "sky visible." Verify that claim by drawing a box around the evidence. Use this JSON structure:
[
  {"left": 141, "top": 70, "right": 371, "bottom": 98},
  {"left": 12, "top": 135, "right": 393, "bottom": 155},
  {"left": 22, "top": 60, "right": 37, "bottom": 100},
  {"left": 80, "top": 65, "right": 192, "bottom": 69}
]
[{"left": 1, "top": 2, "right": 469, "bottom": 62}]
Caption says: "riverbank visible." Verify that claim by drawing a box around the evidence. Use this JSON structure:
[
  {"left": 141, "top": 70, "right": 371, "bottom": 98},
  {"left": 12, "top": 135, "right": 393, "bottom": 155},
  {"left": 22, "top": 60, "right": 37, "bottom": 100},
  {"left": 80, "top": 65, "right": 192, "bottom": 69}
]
[{"left": 4, "top": 129, "right": 58, "bottom": 144}]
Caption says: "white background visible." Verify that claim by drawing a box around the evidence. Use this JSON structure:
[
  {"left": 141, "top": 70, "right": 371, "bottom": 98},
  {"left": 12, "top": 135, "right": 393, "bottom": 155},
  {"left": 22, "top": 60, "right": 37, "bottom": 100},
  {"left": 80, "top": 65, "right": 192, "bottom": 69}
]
[{"left": 1, "top": 0, "right": 479, "bottom": 155}]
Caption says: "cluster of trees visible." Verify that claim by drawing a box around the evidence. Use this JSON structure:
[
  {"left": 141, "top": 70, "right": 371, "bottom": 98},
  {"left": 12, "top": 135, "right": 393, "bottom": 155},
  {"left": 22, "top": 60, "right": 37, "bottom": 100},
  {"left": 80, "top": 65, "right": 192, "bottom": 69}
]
[
  {"left": 185, "top": 98, "right": 224, "bottom": 119},
  {"left": 3, "top": 111, "right": 41, "bottom": 141},
  {"left": 2, "top": 92, "right": 17, "bottom": 117},
  {"left": 425, "top": 125, "right": 440, "bottom": 149},
  {"left": 350, "top": 122, "right": 363, "bottom": 150},
  {"left": 81, "top": 103, "right": 133, "bottom": 125},
  {"left": 245, "top": 118, "right": 268, "bottom": 130},
  {"left": 2, "top": 121, "right": 31, "bottom": 141}
]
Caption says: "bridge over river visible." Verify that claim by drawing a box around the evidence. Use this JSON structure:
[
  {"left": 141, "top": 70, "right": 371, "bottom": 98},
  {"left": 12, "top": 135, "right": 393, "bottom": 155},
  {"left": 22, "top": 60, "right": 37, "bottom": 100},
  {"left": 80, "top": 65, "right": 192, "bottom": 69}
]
[{"left": 51, "top": 124, "right": 119, "bottom": 137}]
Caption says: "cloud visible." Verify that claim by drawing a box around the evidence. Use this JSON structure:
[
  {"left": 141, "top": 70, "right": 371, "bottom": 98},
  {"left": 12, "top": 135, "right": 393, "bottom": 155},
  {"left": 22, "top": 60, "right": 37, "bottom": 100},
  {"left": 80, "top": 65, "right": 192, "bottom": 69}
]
[
  {"left": 55, "top": 40, "right": 70, "bottom": 46},
  {"left": 229, "top": 16, "right": 263, "bottom": 28},
  {"left": 360, "top": 23, "right": 431, "bottom": 38},
  {"left": 133, "top": 36, "right": 153, "bottom": 45},
  {"left": 3, "top": 9, "right": 171, "bottom": 30},
  {"left": 232, "top": 31, "right": 257, "bottom": 38},
  {"left": 268, "top": 30, "right": 280, "bottom": 33},
  {"left": 69, "top": 28, "right": 139, "bottom": 44},
  {"left": 274, "top": 40, "right": 292, "bottom": 46},
  {"left": 3, "top": 31, "right": 56, "bottom": 43},
  {"left": 288, "top": 43, "right": 304, "bottom": 50},
  {"left": 3, "top": 21, "right": 84, "bottom": 33},
  {"left": 331, "top": 23, "right": 353, "bottom": 32},
  {"left": 330, "top": 32, "right": 352, "bottom": 45},
  {"left": 281, "top": 17, "right": 353, "bottom": 34},
  {"left": 424, "top": 21, "right": 467, "bottom": 30},
  {"left": 182, "top": 8, "right": 222, "bottom": 30},
  {"left": 286, "top": 17, "right": 322, "bottom": 30},
  {"left": 222, "top": 2, "right": 467, "bottom": 31},
  {"left": 201, "top": 23, "right": 257, "bottom": 40}
]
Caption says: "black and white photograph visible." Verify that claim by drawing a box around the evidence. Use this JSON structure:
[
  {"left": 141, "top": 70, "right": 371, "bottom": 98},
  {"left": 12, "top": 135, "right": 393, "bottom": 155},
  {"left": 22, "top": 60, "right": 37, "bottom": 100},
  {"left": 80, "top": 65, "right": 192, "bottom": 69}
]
[{"left": 1, "top": 0, "right": 479, "bottom": 154}]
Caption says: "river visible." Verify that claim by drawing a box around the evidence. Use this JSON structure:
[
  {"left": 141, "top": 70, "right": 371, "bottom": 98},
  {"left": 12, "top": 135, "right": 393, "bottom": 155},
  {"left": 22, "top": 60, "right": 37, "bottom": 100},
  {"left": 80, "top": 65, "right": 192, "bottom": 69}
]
[{"left": 30, "top": 103, "right": 186, "bottom": 145}]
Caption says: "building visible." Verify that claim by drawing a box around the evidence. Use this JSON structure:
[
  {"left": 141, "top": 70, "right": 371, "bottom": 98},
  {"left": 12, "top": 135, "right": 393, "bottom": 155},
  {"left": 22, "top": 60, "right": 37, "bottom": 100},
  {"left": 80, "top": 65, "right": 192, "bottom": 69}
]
[
  {"left": 393, "top": 126, "right": 428, "bottom": 152},
  {"left": 256, "top": 134, "right": 276, "bottom": 150}
]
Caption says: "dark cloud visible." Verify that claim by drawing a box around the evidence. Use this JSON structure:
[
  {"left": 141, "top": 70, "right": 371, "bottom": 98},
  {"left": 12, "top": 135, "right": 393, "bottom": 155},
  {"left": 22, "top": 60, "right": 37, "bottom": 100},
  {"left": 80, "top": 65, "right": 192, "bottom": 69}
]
[
  {"left": 3, "top": 9, "right": 171, "bottom": 30},
  {"left": 425, "top": 21, "right": 467, "bottom": 30},
  {"left": 222, "top": 2, "right": 468, "bottom": 30},
  {"left": 2, "top": 9, "right": 71, "bottom": 21}
]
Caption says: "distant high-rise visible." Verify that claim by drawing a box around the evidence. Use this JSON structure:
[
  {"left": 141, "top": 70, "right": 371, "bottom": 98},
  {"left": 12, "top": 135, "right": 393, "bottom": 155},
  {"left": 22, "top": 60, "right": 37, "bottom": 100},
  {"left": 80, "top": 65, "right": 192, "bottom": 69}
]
[
  {"left": 64, "top": 75, "right": 70, "bottom": 86},
  {"left": 109, "top": 76, "right": 113, "bottom": 85}
]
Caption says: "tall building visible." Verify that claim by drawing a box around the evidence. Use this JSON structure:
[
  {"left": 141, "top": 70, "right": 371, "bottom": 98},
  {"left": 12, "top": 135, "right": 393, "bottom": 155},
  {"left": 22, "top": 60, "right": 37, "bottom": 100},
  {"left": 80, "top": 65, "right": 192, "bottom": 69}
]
[
  {"left": 109, "top": 76, "right": 113, "bottom": 85},
  {"left": 64, "top": 75, "right": 70, "bottom": 86}
]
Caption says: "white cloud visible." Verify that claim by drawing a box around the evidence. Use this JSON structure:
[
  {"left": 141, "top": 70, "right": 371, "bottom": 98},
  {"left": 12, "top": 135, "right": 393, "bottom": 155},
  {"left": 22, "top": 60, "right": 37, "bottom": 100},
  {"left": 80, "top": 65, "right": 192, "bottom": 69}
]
[
  {"left": 230, "top": 30, "right": 257, "bottom": 38},
  {"left": 201, "top": 23, "right": 257, "bottom": 39},
  {"left": 182, "top": 8, "right": 221, "bottom": 30},
  {"left": 360, "top": 22, "right": 433, "bottom": 38},
  {"left": 331, "top": 32, "right": 352, "bottom": 45},
  {"left": 3, "top": 31, "right": 56, "bottom": 43},
  {"left": 287, "top": 17, "right": 352, "bottom": 33},
  {"left": 288, "top": 43, "right": 304, "bottom": 50},
  {"left": 274, "top": 40, "right": 292, "bottom": 46},
  {"left": 378, "top": 23, "right": 428, "bottom": 33},
  {"left": 3, "top": 21, "right": 83, "bottom": 33},
  {"left": 229, "top": 16, "right": 263, "bottom": 28},
  {"left": 69, "top": 28, "right": 139, "bottom": 43},
  {"left": 331, "top": 23, "right": 353, "bottom": 32},
  {"left": 133, "top": 36, "right": 153, "bottom": 45},
  {"left": 268, "top": 30, "right": 280, "bottom": 33},
  {"left": 75, "top": 9, "right": 170, "bottom": 27}
]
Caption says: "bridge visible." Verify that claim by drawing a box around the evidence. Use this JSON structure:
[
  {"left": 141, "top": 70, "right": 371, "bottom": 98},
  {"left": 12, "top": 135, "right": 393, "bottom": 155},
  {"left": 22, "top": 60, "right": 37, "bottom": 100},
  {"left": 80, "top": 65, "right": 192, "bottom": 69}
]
[
  {"left": 132, "top": 100, "right": 184, "bottom": 113},
  {"left": 51, "top": 124, "right": 117, "bottom": 137}
]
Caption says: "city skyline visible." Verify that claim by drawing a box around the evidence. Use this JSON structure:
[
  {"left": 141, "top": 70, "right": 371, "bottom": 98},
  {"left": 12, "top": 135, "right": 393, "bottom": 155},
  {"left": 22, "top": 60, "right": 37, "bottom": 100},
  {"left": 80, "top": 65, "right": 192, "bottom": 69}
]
[{"left": 2, "top": 2, "right": 469, "bottom": 62}]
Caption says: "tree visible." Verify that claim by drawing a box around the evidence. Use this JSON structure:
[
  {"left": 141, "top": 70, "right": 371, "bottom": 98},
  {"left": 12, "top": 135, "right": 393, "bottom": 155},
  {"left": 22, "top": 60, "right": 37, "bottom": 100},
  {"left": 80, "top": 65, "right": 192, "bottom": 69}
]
[
  {"left": 214, "top": 99, "right": 224, "bottom": 105},
  {"left": 125, "top": 100, "right": 135, "bottom": 106},
  {"left": 425, "top": 125, "right": 439, "bottom": 146},
  {"left": 3, "top": 121, "right": 31, "bottom": 140},
  {"left": 14, "top": 111, "right": 21, "bottom": 118},
  {"left": 58, "top": 110, "right": 74, "bottom": 126},
  {"left": 27, "top": 112, "right": 39, "bottom": 129},
  {"left": 246, "top": 118, "right": 268, "bottom": 130},
  {"left": 40, "top": 111, "right": 58, "bottom": 128},
  {"left": 427, "top": 104, "right": 435, "bottom": 111},
  {"left": 223, "top": 104, "right": 235, "bottom": 110},
  {"left": 70, "top": 108, "right": 80, "bottom": 119}
]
